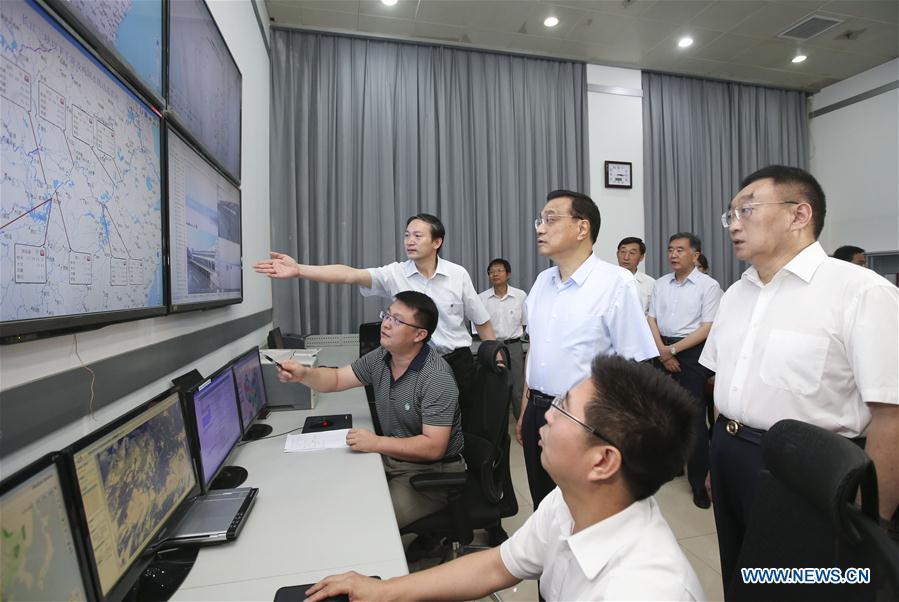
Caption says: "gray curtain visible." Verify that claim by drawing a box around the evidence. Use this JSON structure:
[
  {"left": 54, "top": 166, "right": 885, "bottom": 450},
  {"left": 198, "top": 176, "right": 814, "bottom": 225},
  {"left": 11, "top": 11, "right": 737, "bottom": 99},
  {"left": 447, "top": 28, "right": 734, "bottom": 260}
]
[
  {"left": 269, "top": 29, "right": 589, "bottom": 335},
  {"left": 642, "top": 71, "right": 809, "bottom": 288}
]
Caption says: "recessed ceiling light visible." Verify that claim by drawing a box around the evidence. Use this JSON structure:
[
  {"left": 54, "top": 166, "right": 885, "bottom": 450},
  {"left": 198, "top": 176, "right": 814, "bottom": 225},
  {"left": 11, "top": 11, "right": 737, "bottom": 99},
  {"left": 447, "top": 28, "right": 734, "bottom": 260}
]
[
  {"left": 381, "top": 0, "right": 398, "bottom": 6},
  {"left": 792, "top": 54, "right": 807, "bottom": 63},
  {"left": 678, "top": 36, "right": 694, "bottom": 48},
  {"left": 544, "top": 16, "right": 559, "bottom": 27}
]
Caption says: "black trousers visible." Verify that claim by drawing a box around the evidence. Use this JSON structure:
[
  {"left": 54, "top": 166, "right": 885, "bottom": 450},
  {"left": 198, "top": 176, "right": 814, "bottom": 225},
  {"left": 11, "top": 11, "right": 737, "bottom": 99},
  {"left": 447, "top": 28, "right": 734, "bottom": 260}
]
[
  {"left": 522, "top": 391, "right": 556, "bottom": 511},
  {"left": 442, "top": 347, "right": 476, "bottom": 421},
  {"left": 655, "top": 339, "right": 711, "bottom": 495}
]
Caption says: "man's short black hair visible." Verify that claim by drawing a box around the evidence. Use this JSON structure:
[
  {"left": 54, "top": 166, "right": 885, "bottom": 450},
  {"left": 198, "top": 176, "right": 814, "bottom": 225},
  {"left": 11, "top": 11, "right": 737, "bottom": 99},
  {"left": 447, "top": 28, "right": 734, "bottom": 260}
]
[
  {"left": 697, "top": 253, "right": 709, "bottom": 271},
  {"left": 740, "top": 165, "right": 826, "bottom": 238},
  {"left": 487, "top": 258, "right": 511, "bottom": 274},
  {"left": 669, "top": 232, "right": 702, "bottom": 253},
  {"left": 393, "top": 290, "right": 438, "bottom": 342},
  {"left": 406, "top": 213, "right": 446, "bottom": 253},
  {"left": 617, "top": 237, "right": 646, "bottom": 255},
  {"left": 546, "top": 189, "right": 601, "bottom": 243},
  {"left": 583, "top": 356, "right": 696, "bottom": 501},
  {"left": 833, "top": 245, "right": 865, "bottom": 262}
]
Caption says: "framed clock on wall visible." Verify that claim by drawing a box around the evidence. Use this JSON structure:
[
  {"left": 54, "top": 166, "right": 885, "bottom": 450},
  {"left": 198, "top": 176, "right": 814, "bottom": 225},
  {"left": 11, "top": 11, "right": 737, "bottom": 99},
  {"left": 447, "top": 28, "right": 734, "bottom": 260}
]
[{"left": 604, "top": 161, "right": 633, "bottom": 189}]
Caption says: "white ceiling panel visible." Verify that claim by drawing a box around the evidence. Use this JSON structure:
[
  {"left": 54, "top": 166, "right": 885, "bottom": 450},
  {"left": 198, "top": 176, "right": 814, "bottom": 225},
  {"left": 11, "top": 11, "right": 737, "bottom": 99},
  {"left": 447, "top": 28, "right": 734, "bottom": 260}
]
[
  {"left": 821, "top": 0, "right": 899, "bottom": 24},
  {"left": 728, "top": 2, "right": 817, "bottom": 37},
  {"left": 688, "top": 1, "right": 765, "bottom": 31},
  {"left": 641, "top": 0, "right": 714, "bottom": 25}
]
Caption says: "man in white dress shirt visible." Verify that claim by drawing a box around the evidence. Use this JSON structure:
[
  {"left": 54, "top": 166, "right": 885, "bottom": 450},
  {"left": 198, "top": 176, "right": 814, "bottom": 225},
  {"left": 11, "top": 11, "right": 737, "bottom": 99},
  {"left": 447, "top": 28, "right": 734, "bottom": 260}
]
[
  {"left": 699, "top": 165, "right": 899, "bottom": 595},
  {"left": 477, "top": 258, "right": 528, "bottom": 419},
  {"left": 648, "top": 232, "right": 723, "bottom": 509},
  {"left": 616, "top": 236, "right": 655, "bottom": 314},
  {"left": 517, "top": 190, "right": 657, "bottom": 510},
  {"left": 254, "top": 213, "right": 496, "bottom": 406},
  {"left": 305, "top": 356, "right": 705, "bottom": 602}
]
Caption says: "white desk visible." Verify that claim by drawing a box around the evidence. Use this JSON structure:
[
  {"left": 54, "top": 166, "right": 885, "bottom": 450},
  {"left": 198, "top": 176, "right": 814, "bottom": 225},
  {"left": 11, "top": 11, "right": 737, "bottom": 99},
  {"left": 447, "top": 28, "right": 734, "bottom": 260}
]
[{"left": 173, "top": 346, "right": 408, "bottom": 600}]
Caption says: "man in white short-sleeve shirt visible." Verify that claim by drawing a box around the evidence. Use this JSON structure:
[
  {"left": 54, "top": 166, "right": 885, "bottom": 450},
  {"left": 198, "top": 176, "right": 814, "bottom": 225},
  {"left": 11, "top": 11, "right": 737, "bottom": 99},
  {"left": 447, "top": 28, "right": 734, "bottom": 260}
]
[
  {"left": 254, "top": 213, "right": 496, "bottom": 400},
  {"left": 699, "top": 165, "right": 899, "bottom": 595},
  {"left": 616, "top": 236, "right": 655, "bottom": 314},
  {"left": 304, "top": 356, "right": 704, "bottom": 602}
]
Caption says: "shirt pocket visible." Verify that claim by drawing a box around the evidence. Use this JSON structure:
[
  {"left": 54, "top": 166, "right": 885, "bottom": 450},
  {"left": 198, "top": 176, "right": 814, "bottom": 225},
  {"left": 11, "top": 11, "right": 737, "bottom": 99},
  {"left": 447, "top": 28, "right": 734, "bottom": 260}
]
[{"left": 760, "top": 329, "right": 830, "bottom": 396}]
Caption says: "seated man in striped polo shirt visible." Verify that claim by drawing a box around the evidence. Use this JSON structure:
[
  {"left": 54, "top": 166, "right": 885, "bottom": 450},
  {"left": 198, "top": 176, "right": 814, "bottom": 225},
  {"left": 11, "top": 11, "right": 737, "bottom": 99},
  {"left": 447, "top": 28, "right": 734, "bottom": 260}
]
[{"left": 276, "top": 290, "right": 464, "bottom": 530}]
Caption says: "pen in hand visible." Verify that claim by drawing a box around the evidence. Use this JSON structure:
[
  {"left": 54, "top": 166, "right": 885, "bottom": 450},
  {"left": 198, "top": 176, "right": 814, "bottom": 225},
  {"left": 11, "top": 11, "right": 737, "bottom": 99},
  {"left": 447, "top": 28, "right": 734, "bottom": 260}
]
[{"left": 263, "top": 354, "right": 285, "bottom": 371}]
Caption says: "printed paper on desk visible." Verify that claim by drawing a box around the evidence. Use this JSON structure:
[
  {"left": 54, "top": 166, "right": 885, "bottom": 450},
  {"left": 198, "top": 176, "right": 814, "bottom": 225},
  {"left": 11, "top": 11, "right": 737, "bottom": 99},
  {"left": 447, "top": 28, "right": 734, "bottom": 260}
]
[{"left": 284, "top": 429, "right": 350, "bottom": 452}]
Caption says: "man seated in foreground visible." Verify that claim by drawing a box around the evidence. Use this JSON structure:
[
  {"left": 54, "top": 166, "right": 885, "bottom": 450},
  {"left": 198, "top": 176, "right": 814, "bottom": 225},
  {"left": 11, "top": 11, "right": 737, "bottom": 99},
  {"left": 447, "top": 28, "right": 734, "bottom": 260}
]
[
  {"left": 276, "top": 290, "right": 464, "bottom": 530},
  {"left": 305, "top": 355, "right": 705, "bottom": 601}
]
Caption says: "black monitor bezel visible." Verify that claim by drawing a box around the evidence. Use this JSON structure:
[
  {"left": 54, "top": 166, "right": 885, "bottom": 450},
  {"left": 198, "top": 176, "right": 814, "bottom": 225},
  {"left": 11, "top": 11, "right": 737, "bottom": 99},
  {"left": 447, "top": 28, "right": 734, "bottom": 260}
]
[
  {"left": 63, "top": 387, "right": 201, "bottom": 602},
  {"left": 41, "top": 0, "right": 167, "bottom": 109},
  {"left": 165, "top": 0, "right": 242, "bottom": 185},
  {"left": 0, "top": 452, "right": 100, "bottom": 602},
  {"left": 0, "top": 0, "right": 168, "bottom": 345},
  {"left": 183, "top": 363, "right": 244, "bottom": 492},
  {"left": 229, "top": 345, "right": 268, "bottom": 434},
  {"left": 163, "top": 124, "right": 244, "bottom": 314}
]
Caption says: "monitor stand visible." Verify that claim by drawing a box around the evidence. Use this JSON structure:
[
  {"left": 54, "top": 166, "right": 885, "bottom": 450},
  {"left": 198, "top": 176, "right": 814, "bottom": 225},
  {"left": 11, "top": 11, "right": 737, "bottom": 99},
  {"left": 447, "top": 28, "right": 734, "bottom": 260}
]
[
  {"left": 124, "top": 546, "right": 199, "bottom": 602},
  {"left": 209, "top": 465, "right": 248, "bottom": 490},
  {"left": 242, "top": 423, "right": 273, "bottom": 440}
]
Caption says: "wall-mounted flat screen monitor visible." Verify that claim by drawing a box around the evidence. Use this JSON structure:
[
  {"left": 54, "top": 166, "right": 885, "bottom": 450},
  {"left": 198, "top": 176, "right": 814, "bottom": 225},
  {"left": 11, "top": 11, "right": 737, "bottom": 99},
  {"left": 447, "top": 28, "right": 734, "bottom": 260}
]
[
  {"left": 167, "top": 0, "right": 241, "bottom": 183},
  {"left": 166, "top": 126, "right": 242, "bottom": 312},
  {"left": 0, "top": 453, "right": 95, "bottom": 601},
  {"left": 69, "top": 390, "right": 198, "bottom": 600},
  {"left": 0, "top": 0, "right": 165, "bottom": 343},
  {"left": 188, "top": 367, "right": 243, "bottom": 490},
  {"left": 47, "top": 0, "right": 163, "bottom": 101}
]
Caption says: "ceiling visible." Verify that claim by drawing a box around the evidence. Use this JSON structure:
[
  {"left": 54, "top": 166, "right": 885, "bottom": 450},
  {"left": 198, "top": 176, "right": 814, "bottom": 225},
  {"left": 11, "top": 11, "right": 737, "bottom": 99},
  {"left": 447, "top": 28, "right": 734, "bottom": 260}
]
[{"left": 264, "top": 0, "right": 899, "bottom": 91}]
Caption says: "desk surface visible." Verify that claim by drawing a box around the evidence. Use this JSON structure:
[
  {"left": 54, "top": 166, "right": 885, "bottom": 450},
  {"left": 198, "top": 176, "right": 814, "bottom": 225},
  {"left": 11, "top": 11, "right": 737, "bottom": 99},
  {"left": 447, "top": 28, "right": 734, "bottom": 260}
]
[{"left": 173, "top": 346, "right": 408, "bottom": 600}]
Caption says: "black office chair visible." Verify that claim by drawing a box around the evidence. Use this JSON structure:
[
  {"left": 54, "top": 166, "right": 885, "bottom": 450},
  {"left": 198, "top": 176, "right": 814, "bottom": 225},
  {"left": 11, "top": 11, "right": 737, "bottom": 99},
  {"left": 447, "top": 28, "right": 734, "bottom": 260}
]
[
  {"left": 358, "top": 322, "right": 383, "bottom": 436},
  {"left": 730, "top": 419, "right": 899, "bottom": 601},
  {"left": 401, "top": 340, "right": 519, "bottom": 560}
]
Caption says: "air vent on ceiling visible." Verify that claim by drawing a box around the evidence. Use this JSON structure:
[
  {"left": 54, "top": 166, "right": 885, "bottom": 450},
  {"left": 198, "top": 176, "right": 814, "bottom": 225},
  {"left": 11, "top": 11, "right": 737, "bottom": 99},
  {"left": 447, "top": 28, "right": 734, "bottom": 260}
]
[{"left": 779, "top": 15, "right": 843, "bottom": 41}]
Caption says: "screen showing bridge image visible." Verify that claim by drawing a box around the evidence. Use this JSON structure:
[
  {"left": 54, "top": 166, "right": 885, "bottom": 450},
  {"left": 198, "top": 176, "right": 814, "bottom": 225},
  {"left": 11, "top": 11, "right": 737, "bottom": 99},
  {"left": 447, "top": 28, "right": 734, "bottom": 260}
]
[{"left": 167, "top": 126, "right": 241, "bottom": 311}]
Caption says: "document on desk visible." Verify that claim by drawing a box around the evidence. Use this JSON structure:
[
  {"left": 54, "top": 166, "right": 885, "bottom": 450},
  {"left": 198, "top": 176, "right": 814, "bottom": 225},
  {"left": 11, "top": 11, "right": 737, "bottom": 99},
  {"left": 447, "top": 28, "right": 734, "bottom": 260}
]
[{"left": 284, "top": 429, "right": 350, "bottom": 452}]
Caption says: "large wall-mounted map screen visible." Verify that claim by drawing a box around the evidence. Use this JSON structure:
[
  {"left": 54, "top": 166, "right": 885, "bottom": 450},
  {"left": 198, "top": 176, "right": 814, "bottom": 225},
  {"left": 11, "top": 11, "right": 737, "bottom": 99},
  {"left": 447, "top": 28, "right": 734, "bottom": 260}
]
[
  {"left": 167, "top": 126, "right": 242, "bottom": 311},
  {"left": 0, "top": 0, "right": 165, "bottom": 340},
  {"left": 168, "top": 0, "right": 241, "bottom": 183}
]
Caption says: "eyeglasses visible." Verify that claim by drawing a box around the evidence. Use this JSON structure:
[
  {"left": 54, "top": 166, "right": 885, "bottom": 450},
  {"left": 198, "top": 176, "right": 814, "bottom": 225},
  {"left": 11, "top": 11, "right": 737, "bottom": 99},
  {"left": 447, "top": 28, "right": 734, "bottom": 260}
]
[
  {"left": 487, "top": 269, "right": 507, "bottom": 276},
  {"left": 721, "top": 201, "right": 799, "bottom": 228},
  {"left": 534, "top": 214, "right": 581, "bottom": 230},
  {"left": 550, "top": 395, "right": 623, "bottom": 456},
  {"left": 379, "top": 310, "right": 425, "bottom": 331}
]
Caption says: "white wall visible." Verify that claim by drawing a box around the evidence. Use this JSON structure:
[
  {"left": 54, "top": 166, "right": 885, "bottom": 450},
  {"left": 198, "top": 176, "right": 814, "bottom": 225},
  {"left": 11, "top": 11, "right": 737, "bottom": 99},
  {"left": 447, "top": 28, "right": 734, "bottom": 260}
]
[
  {"left": 586, "top": 65, "right": 648, "bottom": 271},
  {"left": 0, "top": 0, "right": 272, "bottom": 475},
  {"left": 810, "top": 59, "right": 899, "bottom": 254}
]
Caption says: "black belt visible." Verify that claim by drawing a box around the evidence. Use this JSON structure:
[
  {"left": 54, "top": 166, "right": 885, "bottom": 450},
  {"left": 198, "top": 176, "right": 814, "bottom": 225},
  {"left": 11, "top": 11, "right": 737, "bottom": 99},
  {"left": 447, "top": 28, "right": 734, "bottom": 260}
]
[
  {"left": 719, "top": 415, "right": 867, "bottom": 449},
  {"left": 661, "top": 336, "right": 685, "bottom": 345},
  {"left": 529, "top": 389, "right": 554, "bottom": 410},
  {"left": 503, "top": 337, "right": 521, "bottom": 345}
]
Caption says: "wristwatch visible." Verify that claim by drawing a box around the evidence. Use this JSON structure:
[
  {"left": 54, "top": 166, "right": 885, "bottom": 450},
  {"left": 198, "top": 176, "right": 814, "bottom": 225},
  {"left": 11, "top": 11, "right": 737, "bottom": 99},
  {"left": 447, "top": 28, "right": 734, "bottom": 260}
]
[{"left": 669, "top": 345, "right": 678, "bottom": 357}]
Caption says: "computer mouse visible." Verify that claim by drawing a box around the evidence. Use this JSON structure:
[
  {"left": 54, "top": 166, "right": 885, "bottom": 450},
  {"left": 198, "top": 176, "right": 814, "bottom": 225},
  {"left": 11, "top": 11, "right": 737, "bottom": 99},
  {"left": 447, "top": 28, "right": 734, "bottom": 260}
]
[{"left": 321, "top": 420, "right": 331, "bottom": 427}]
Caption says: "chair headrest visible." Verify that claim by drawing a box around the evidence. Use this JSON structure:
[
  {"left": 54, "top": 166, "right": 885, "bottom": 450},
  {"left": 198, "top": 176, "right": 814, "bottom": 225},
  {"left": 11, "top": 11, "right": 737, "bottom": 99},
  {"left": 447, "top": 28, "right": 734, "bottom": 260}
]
[
  {"left": 477, "top": 340, "right": 509, "bottom": 373},
  {"left": 763, "top": 419, "right": 879, "bottom": 541}
]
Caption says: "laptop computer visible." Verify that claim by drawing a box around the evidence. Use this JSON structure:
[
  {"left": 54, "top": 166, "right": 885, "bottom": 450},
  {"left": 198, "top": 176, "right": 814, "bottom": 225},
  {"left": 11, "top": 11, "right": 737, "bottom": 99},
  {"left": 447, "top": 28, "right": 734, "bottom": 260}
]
[{"left": 164, "top": 487, "right": 258, "bottom": 546}]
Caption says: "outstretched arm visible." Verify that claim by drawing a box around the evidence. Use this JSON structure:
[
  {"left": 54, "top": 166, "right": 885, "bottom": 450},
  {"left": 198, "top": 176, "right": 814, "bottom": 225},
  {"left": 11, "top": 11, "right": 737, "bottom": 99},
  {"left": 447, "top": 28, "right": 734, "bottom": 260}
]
[{"left": 253, "top": 251, "right": 372, "bottom": 287}]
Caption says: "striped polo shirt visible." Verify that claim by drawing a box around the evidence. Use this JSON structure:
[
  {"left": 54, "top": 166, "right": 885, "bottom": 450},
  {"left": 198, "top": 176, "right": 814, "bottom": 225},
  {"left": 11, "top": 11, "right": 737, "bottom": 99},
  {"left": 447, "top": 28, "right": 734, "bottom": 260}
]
[{"left": 351, "top": 344, "right": 463, "bottom": 459}]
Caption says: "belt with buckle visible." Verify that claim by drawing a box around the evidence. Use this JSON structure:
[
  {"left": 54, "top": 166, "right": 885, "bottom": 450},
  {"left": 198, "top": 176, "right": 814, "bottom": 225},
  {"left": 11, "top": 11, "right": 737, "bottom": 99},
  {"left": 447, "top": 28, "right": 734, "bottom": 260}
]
[
  {"left": 719, "top": 416, "right": 765, "bottom": 446},
  {"left": 529, "top": 389, "right": 554, "bottom": 409},
  {"left": 503, "top": 337, "right": 521, "bottom": 345}
]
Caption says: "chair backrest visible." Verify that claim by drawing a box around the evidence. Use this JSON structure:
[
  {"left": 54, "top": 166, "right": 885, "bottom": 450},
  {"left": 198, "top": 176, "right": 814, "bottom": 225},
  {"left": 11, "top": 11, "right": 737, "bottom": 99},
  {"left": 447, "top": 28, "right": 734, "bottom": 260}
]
[
  {"left": 731, "top": 419, "right": 899, "bottom": 601},
  {"left": 358, "top": 322, "right": 383, "bottom": 436}
]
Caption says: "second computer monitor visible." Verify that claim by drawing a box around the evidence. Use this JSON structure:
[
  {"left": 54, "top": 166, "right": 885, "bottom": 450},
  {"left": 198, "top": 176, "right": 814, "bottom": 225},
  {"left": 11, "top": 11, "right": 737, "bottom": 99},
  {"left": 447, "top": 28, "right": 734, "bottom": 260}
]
[
  {"left": 231, "top": 347, "right": 272, "bottom": 440},
  {"left": 189, "top": 367, "right": 244, "bottom": 490}
]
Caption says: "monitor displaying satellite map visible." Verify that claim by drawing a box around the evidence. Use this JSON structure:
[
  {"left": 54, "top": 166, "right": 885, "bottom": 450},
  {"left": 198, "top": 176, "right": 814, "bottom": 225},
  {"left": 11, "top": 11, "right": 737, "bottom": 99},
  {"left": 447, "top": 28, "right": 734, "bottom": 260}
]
[
  {"left": 71, "top": 391, "right": 195, "bottom": 597},
  {"left": 0, "top": 0, "right": 165, "bottom": 339},
  {"left": 1, "top": 459, "right": 89, "bottom": 602},
  {"left": 53, "top": 0, "right": 163, "bottom": 98},
  {"left": 167, "top": 126, "right": 242, "bottom": 311},
  {"left": 168, "top": 0, "right": 241, "bottom": 182}
]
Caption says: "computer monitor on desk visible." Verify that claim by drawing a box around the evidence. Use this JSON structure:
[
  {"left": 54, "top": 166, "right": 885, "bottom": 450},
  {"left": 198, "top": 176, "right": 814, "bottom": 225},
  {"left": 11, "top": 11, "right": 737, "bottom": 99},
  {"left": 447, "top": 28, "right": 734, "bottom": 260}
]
[
  {"left": 185, "top": 368, "right": 247, "bottom": 491},
  {"left": 231, "top": 347, "right": 273, "bottom": 440},
  {"left": 1, "top": 454, "right": 96, "bottom": 602}
]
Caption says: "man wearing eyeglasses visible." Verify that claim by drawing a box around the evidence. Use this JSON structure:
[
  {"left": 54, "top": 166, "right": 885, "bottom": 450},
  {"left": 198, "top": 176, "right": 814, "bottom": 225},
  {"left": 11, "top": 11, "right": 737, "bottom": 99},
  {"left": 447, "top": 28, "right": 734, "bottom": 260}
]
[
  {"left": 275, "top": 291, "right": 464, "bottom": 530},
  {"left": 304, "top": 356, "right": 704, "bottom": 602},
  {"left": 518, "top": 190, "right": 657, "bottom": 510},
  {"left": 254, "top": 213, "right": 495, "bottom": 411},
  {"left": 700, "top": 165, "right": 899, "bottom": 595}
]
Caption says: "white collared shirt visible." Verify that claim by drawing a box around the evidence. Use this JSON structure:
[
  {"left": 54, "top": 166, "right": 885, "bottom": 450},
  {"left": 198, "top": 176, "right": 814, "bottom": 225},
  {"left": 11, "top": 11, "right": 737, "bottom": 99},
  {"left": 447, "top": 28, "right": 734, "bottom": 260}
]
[
  {"left": 633, "top": 270, "right": 656, "bottom": 315},
  {"left": 699, "top": 242, "right": 899, "bottom": 436},
  {"left": 361, "top": 257, "right": 491, "bottom": 355},
  {"left": 649, "top": 268, "right": 723, "bottom": 338},
  {"left": 525, "top": 255, "right": 658, "bottom": 397},
  {"left": 476, "top": 286, "right": 527, "bottom": 340},
  {"left": 501, "top": 488, "right": 704, "bottom": 601}
]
